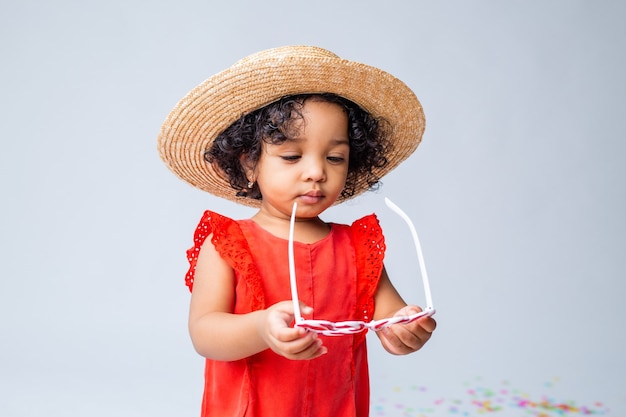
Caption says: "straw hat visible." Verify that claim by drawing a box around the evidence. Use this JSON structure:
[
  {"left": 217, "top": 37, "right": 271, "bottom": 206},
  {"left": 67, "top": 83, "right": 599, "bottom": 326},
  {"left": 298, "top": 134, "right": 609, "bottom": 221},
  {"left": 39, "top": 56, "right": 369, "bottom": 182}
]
[{"left": 158, "top": 45, "right": 425, "bottom": 207}]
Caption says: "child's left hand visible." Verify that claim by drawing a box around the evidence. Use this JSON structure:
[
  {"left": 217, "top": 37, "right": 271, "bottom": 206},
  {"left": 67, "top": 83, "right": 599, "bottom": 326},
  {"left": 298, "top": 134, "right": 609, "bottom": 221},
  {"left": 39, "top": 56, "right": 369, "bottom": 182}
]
[{"left": 377, "top": 305, "right": 436, "bottom": 355}]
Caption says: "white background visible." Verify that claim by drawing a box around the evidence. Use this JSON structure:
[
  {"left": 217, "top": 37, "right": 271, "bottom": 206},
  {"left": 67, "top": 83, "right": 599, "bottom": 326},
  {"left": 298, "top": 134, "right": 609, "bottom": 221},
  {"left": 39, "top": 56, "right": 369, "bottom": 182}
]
[{"left": 1, "top": 1, "right": 624, "bottom": 416}]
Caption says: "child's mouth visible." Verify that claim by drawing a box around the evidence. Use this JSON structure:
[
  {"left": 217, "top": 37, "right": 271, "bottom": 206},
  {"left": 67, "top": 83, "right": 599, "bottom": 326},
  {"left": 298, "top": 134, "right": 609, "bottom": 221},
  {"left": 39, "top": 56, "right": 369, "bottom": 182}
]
[{"left": 299, "top": 192, "right": 324, "bottom": 204}]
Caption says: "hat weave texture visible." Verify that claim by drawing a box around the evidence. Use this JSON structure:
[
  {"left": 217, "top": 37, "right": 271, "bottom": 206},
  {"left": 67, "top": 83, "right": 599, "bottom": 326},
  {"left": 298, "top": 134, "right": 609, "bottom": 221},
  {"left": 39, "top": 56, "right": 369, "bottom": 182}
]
[{"left": 158, "top": 45, "right": 425, "bottom": 207}]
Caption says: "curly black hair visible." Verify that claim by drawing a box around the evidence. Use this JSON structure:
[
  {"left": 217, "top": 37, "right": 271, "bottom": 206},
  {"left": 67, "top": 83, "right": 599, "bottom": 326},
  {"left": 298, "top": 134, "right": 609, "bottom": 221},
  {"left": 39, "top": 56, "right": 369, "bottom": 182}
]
[{"left": 204, "top": 93, "right": 390, "bottom": 202}]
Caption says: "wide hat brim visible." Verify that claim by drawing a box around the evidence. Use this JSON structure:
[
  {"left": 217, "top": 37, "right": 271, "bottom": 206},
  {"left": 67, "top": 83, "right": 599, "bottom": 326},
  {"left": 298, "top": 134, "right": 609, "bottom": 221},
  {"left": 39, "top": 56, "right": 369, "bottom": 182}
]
[{"left": 158, "top": 45, "right": 425, "bottom": 207}]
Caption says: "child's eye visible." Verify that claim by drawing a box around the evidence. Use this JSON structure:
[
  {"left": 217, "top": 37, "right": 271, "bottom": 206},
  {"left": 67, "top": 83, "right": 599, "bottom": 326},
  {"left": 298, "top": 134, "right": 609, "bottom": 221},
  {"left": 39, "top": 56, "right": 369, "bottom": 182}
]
[
  {"left": 280, "top": 155, "right": 301, "bottom": 162},
  {"left": 327, "top": 156, "right": 346, "bottom": 163}
]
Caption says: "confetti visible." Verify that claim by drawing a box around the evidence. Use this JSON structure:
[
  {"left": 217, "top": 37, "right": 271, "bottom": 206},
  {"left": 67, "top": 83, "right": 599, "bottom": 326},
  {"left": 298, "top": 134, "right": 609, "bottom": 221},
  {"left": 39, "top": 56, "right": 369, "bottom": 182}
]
[{"left": 371, "top": 378, "right": 610, "bottom": 416}]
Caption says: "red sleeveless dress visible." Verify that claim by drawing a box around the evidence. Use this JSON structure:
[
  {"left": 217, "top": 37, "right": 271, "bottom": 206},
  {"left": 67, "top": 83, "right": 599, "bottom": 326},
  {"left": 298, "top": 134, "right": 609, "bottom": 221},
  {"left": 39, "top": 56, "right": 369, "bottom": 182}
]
[{"left": 185, "top": 211, "right": 386, "bottom": 417}]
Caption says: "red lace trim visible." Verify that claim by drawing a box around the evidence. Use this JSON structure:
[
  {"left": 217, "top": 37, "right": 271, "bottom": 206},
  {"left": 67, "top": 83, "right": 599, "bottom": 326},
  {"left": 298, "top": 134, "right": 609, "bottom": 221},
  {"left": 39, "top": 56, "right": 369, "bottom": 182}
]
[
  {"left": 185, "top": 211, "right": 265, "bottom": 311},
  {"left": 351, "top": 214, "right": 386, "bottom": 347}
]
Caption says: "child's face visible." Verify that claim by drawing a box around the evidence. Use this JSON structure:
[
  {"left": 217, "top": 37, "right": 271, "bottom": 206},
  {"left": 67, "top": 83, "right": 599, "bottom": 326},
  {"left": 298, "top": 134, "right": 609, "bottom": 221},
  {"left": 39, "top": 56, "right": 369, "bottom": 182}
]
[{"left": 253, "top": 99, "right": 350, "bottom": 219}]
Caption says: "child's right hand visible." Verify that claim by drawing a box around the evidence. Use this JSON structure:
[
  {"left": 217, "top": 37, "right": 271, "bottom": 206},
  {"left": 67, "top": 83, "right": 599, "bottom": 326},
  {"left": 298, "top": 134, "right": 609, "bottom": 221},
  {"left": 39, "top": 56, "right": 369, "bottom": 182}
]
[{"left": 260, "top": 301, "right": 328, "bottom": 360}]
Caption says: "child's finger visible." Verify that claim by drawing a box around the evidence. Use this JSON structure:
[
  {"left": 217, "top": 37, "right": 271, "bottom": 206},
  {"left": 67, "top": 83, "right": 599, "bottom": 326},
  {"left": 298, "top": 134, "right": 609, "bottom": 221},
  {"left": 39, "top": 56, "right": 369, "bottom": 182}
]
[
  {"left": 380, "top": 317, "right": 434, "bottom": 354},
  {"left": 274, "top": 329, "right": 326, "bottom": 359},
  {"left": 395, "top": 305, "right": 437, "bottom": 334},
  {"left": 396, "top": 305, "right": 422, "bottom": 316},
  {"left": 291, "top": 336, "right": 327, "bottom": 359},
  {"left": 399, "top": 326, "right": 431, "bottom": 351},
  {"left": 379, "top": 327, "right": 410, "bottom": 354},
  {"left": 273, "top": 325, "right": 311, "bottom": 343},
  {"left": 417, "top": 316, "right": 437, "bottom": 333}
]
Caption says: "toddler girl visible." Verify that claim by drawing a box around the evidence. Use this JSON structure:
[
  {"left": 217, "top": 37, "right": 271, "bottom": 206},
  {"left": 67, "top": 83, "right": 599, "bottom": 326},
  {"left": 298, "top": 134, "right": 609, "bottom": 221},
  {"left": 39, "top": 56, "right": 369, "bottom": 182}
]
[{"left": 158, "top": 45, "right": 436, "bottom": 417}]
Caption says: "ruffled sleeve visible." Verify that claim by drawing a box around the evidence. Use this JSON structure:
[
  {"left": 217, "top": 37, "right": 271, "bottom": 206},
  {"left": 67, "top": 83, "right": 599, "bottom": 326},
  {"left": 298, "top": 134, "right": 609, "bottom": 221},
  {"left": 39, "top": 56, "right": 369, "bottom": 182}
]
[
  {"left": 184, "top": 211, "right": 265, "bottom": 311},
  {"left": 350, "top": 214, "right": 386, "bottom": 324}
]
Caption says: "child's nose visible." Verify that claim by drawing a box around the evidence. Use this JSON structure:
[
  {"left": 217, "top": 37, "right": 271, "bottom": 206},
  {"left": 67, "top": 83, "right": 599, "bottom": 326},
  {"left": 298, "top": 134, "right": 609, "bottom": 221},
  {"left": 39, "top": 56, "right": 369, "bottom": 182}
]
[{"left": 303, "top": 158, "right": 326, "bottom": 182}]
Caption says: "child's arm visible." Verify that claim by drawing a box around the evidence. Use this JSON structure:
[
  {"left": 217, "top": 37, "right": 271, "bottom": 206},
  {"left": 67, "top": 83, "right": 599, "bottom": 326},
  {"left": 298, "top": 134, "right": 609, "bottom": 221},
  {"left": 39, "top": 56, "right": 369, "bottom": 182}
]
[
  {"left": 373, "top": 267, "right": 436, "bottom": 355},
  {"left": 188, "top": 235, "right": 327, "bottom": 362}
]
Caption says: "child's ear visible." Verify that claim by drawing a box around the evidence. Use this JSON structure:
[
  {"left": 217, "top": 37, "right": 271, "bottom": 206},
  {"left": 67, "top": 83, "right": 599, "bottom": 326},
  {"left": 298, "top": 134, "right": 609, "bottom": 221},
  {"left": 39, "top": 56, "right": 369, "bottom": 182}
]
[{"left": 239, "top": 153, "right": 256, "bottom": 183}]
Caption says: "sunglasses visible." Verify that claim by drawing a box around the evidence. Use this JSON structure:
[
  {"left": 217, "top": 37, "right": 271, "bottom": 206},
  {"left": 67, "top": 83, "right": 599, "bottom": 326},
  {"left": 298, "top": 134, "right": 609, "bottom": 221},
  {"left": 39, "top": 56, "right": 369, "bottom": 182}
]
[{"left": 288, "top": 197, "right": 436, "bottom": 336}]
